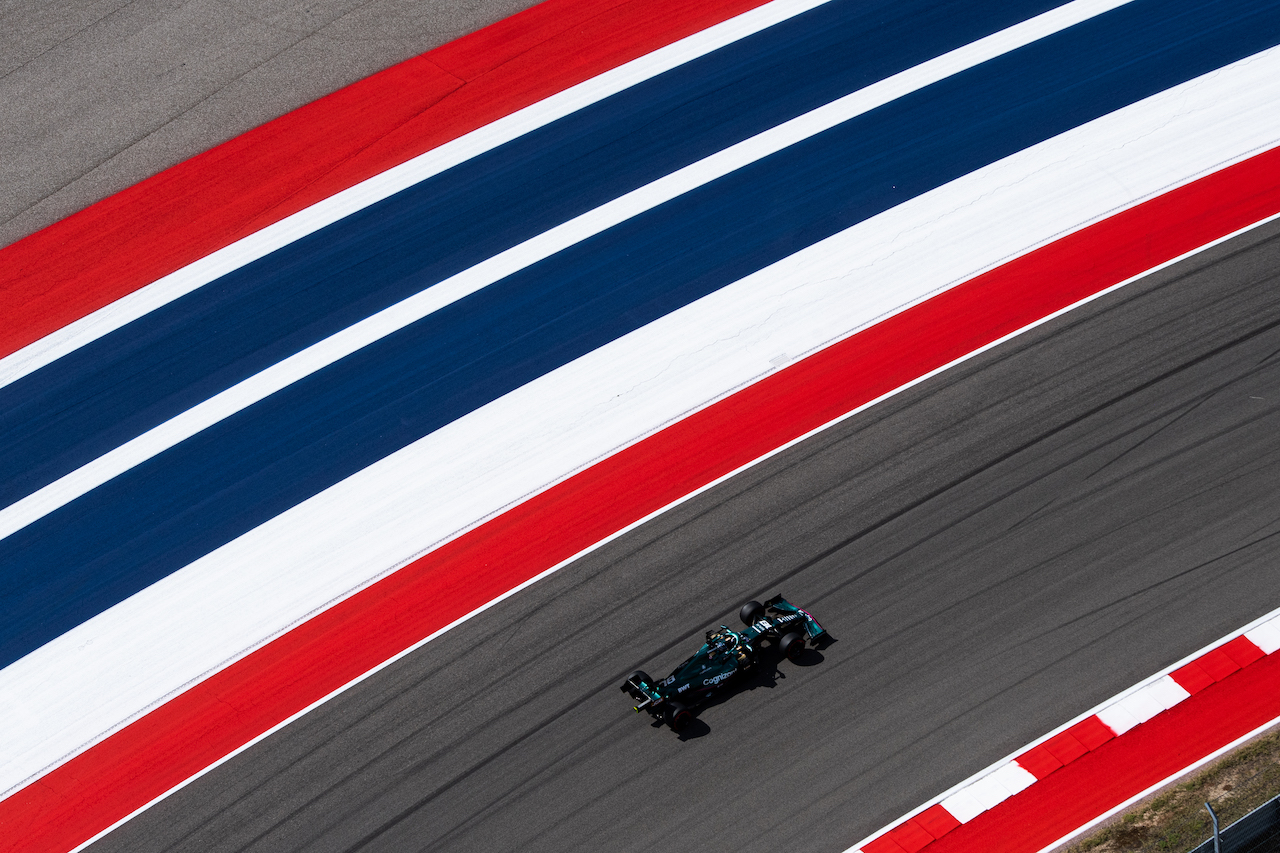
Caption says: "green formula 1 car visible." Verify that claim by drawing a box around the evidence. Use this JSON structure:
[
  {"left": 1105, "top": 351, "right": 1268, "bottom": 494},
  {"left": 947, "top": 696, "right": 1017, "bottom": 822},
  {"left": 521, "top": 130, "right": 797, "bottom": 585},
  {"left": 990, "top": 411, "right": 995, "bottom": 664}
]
[{"left": 619, "top": 595, "right": 827, "bottom": 731}]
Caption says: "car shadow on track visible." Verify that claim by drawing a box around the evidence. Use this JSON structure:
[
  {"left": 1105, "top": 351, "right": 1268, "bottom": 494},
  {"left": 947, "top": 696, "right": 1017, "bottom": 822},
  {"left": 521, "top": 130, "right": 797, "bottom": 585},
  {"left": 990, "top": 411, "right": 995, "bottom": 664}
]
[{"left": 658, "top": 636, "right": 835, "bottom": 740}]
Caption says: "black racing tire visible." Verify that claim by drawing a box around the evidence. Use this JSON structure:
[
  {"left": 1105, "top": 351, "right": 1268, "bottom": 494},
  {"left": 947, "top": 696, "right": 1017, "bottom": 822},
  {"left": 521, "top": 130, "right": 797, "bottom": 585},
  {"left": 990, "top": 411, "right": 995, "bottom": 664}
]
[
  {"left": 739, "top": 600, "right": 765, "bottom": 626},
  {"left": 779, "top": 631, "right": 806, "bottom": 663},
  {"left": 665, "top": 702, "right": 693, "bottom": 732}
]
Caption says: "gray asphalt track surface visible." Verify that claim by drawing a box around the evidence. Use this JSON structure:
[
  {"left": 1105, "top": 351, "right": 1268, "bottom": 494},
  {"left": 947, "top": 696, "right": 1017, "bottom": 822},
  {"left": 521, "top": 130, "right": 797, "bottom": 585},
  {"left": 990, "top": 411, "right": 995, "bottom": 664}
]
[
  {"left": 9, "top": 1, "right": 1280, "bottom": 851},
  {"left": 87, "top": 217, "right": 1280, "bottom": 853},
  {"left": 0, "top": 0, "right": 543, "bottom": 251}
]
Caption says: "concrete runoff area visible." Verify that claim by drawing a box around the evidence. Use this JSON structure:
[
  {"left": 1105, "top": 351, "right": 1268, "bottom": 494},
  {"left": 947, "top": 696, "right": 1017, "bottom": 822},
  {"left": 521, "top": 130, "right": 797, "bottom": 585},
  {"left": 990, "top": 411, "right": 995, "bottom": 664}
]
[
  {"left": 84, "top": 216, "right": 1280, "bottom": 852},
  {"left": 0, "top": 0, "right": 545, "bottom": 251}
]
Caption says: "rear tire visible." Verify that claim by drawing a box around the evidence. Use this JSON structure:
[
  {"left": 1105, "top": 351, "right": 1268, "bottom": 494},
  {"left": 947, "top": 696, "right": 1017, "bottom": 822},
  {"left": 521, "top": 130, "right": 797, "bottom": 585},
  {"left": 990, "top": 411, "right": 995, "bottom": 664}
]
[
  {"left": 779, "top": 631, "right": 805, "bottom": 663},
  {"left": 739, "top": 600, "right": 765, "bottom": 625},
  {"left": 665, "top": 702, "right": 693, "bottom": 731}
]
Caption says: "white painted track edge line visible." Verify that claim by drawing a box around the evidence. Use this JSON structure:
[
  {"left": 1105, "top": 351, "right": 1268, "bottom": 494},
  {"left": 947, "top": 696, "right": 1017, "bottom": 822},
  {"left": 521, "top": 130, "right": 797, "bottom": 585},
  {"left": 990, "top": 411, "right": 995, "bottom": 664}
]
[
  {"left": 0, "top": 0, "right": 1150, "bottom": 540},
  {"left": 64, "top": 204, "right": 1280, "bottom": 853}
]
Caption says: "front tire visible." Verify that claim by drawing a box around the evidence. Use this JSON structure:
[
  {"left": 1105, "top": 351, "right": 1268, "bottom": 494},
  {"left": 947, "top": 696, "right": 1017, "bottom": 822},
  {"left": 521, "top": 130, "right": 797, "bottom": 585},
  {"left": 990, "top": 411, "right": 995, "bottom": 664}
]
[
  {"left": 739, "top": 600, "right": 765, "bottom": 625},
  {"left": 779, "top": 631, "right": 805, "bottom": 663}
]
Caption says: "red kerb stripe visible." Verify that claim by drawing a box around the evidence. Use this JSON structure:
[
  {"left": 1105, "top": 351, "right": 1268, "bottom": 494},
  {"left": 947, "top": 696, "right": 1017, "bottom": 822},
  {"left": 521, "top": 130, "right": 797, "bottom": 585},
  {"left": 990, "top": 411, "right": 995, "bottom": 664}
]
[
  {"left": 887, "top": 818, "right": 938, "bottom": 852},
  {"left": 915, "top": 804, "right": 961, "bottom": 840},
  {"left": 1015, "top": 745, "right": 1063, "bottom": 780},
  {"left": 1197, "top": 647, "right": 1244, "bottom": 681},
  {"left": 1067, "top": 716, "right": 1115, "bottom": 751},
  {"left": 1221, "top": 636, "right": 1265, "bottom": 668},
  {"left": 864, "top": 835, "right": 912, "bottom": 853},
  {"left": 1042, "top": 731, "right": 1089, "bottom": 766},
  {"left": 1171, "top": 660, "right": 1216, "bottom": 694},
  {"left": 3, "top": 135, "right": 1279, "bottom": 853}
]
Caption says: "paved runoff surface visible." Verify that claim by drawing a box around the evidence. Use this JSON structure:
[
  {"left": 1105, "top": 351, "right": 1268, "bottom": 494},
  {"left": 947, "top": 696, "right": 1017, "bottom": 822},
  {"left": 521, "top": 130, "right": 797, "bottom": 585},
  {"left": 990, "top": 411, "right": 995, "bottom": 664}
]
[{"left": 6, "top": 1, "right": 1280, "bottom": 851}]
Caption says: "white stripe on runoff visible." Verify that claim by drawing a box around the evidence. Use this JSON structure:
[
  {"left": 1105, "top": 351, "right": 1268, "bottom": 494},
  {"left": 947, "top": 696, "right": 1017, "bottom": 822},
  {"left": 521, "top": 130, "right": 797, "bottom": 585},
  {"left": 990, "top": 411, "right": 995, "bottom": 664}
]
[
  {"left": 0, "top": 0, "right": 1137, "bottom": 541},
  {"left": 4, "top": 44, "right": 1279, "bottom": 801},
  {"left": 0, "top": 0, "right": 838, "bottom": 393}
]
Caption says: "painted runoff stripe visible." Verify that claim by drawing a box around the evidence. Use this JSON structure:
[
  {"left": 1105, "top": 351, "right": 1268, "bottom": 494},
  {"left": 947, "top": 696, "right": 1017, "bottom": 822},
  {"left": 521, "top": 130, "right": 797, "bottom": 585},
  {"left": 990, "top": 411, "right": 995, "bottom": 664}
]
[
  {"left": 5, "top": 50, "right": 1280, "bottom": 853},
  {"left": 0, "top": 0, "right": 1132, "bottom": 545},
  {"left": 0, "top": 0, "right": 788, "bottom": 363},
  {"left": 0, "top": 0, "right": 1116, "bottom": 525},
  {"left": 4, "top": 0, "right": 1277, "bottom": 676},
  {"left": 0, "top": 0, "right": 1057, "bottom": 391},
  {"left": 847, "top": 608, "right": 1280, "bottom": 853}
]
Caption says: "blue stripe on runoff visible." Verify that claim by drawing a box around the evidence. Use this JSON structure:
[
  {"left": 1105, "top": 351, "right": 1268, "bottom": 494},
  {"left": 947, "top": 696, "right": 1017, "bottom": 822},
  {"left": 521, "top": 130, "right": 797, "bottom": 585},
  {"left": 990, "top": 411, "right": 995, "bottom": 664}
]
[
  {"left": 3, "top": 0, "right": 1280, "bottom": 669},
  {"left": 0, "top": 0, "right": 1063, "bottom": 509}
]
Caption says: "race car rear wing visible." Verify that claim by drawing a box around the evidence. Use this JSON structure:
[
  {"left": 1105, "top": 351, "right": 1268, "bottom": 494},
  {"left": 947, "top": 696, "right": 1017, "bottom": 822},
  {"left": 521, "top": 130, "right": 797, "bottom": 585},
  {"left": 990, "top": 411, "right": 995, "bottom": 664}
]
[{"left": 619, "top": 672, "right": 662, "bottom": 712}]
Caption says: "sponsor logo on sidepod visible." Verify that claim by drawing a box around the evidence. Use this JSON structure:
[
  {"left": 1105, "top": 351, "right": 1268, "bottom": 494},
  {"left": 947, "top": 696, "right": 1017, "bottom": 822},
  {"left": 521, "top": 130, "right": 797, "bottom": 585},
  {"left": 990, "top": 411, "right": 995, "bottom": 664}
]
[{"left": 703, "top": 672, "right": 732, "bottom": 687}]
